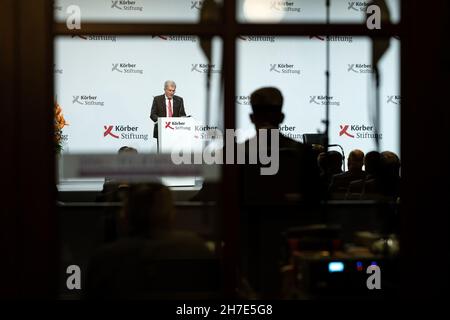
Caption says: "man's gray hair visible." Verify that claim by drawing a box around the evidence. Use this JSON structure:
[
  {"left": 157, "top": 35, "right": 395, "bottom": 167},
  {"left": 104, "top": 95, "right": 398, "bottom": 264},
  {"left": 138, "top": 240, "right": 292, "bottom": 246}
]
[{"left": 164, "top": 80, "right": 176, "bottom": 89}]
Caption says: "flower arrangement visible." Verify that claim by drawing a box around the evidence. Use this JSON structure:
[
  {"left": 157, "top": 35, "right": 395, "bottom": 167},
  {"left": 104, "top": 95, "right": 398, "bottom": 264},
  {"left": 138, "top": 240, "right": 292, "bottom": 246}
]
[{"left": 54, "top": 100, "right": 68, "bottom": 153}]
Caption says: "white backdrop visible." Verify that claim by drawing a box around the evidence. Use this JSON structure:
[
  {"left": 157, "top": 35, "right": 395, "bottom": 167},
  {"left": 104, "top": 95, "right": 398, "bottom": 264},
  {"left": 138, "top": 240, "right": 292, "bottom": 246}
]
[{"left": 55, "top": 0, "right": 400, "bottom": 159}]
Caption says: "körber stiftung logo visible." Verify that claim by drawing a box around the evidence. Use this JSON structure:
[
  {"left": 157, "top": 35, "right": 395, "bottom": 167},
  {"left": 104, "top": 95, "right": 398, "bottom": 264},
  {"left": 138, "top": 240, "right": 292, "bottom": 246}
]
[
  {"left": 164, "top": 121, "right": 191, "bottom": 131},
  {"left": 111, "top": 0, "right": 143, "bottom": 11},
  {"left": 238, "top": 36, "right": 276, "bottom": 43},
  {"left": 309, "top": 95, "right": 341, "bottom": 106},
  {"left": 339, "top": 124, "right": 382, "bottom": 140},
  {"left": 280, "top": 124, "right": 302, "bottom": 140},
  {"left": 270, "top": 63, "right": 301, "bottom": 75},
  {"left": 152, "top": 35, "right": 197, "bottom": 42},
  {"left": 347, "top": 1, "right": 370, "bottom": 12},
  {"left": 270, "top": 1, "right": 302, "bottom": 13},
  {"left": 309, "top": 35, "right": 353, "bottom": 43},
  {"left": 348, "top": 63, "right": 374, "bottom": 74},
  {"left": 190, "top": 1, "right": 204, "bottom": 10},
  {"left": 71, "top": 35, "right": 117, "bottom": 42},
  {"left": 191, "top": 63, "right": 221, "bottom": 74},
  {"left": 387, "top": 95, "right": 401, "bottom": 105},
  {"left": 235, "top": 96, "right": 251, "bottom": 105},
  {"left": 112, "top": 62, "right": 144, "bottom": 74},
  {"left": 72, "top": 95, "right": 105, "bottom": 106},
  {"left": 103, "top": 125, "right": 148, "bottom": 141},
  {"left": 194, "top": 125, "right": 222, "bottom": 140}
]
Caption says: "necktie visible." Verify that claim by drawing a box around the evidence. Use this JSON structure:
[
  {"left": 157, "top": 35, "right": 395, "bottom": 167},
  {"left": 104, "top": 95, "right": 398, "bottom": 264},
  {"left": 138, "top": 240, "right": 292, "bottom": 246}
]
[{"left": 168, "top": 98, "right": 173, "bottom": 117}]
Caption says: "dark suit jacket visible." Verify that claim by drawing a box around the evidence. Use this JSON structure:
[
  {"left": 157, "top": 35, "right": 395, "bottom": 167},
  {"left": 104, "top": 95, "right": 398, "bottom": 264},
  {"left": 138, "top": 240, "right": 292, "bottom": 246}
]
[{"left": 150, "top": 94, "right": 186, "bottom": 139}]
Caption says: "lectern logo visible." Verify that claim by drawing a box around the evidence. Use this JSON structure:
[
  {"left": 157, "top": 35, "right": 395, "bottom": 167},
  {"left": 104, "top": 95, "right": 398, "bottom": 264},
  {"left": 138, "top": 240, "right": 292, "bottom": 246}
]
[
  {"left": 104, "top": 125, "right": 120, "bottom": 139},
  {"left": 165, "top": 122, "right": 174, "bottom": 130}
]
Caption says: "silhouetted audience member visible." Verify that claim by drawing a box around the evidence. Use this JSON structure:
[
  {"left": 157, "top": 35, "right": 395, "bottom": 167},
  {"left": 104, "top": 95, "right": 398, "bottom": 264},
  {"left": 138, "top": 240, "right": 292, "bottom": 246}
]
[
  {"left": 346, "top": 151, "right": 381, "bottom": 198},
  {"left": 87, "top": 183, "right": 215, "bottom": 299},
  {"left": 96, "top": 147, "right": 139, "bottom": 241},
  {"left": 318, "top": 150, "right": 343, "bottom": 194},
  {"left": 97, "top": 146, "right": 138, "bottom": 202},
  {"left": 329, "top": 149, "right": 365, "bottom": 197},
  {"left": 379, "top": 151, "right": 401, "bottom": 199},
  {"left": 347, "top": 150, "right": 401, "bottom": 200},
  {"left": 240, "top": 87, "right": 321, "bottom": 204}
]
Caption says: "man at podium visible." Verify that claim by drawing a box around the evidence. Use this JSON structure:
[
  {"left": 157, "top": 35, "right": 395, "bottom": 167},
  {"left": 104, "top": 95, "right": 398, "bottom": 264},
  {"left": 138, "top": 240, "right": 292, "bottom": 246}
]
[{"left": 150, "top": 80, "right": 187, "bottom": 147}]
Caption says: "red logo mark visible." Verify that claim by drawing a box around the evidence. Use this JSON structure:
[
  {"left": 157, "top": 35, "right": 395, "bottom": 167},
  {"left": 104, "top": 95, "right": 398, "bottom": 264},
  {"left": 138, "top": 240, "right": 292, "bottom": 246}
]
[
  {"left": 339, "top": 125, "right": 354, "bottom": 138},
  {"left": 71, "top": 34, "right": 88, "bottom": 40},
  {"left": 165, "top": 122, "right": 174, "bottom": 130},
  {"left": 103, "top": 125, "right": 119, "bottom": 138},
  {"left": 152, "top": 35, "right": 168, "bottom": 40},
  {"left": 310, "top": 35, "right": 325, "bottom": 41}
]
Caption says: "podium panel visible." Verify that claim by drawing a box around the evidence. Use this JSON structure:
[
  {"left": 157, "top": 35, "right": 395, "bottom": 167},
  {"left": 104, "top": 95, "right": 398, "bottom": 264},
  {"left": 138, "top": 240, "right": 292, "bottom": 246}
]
[
  {"left": 158, "top": 117, "right": 197, "bottom": 154},
  {"left": 157, "top": 117, "right": 197, "bottom": 186}
]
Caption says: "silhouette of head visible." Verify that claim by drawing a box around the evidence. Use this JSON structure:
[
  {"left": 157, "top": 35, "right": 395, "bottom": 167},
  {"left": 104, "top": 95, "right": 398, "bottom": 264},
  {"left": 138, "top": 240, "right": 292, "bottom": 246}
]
[
  {"left": 122, "top": 183, "right": 175, "bottom": 237},
  {"left": 118, "top": 146, "right": 138, "bottom": 154},
  {"left": 348, "top": 149, "right": 364, "bottom": 172},
  {"left": 318, "top": 151, "right": 343, "bottom": 175},
  {"left": 364, "top": 151, "right": 382, "bottom": 176},
  {"left": 249, "top": 87, "right": 285, "bottom": 129},
  {"left": 381, "top": 151, "right": 400, "bottom": 178}
]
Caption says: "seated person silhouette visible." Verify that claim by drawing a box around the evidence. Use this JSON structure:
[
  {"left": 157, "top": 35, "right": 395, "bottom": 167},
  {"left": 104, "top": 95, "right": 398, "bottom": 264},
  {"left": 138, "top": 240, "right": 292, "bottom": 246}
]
[
  {"left": 317, "top": 150, "right": 343, "bottom": 195},
  {"left": 378, "top": 151, "right": 401, "bottom": 200},
  {"left": 239, "top": 87, "right": 320, "bottom": 204},
  {"left": 347, "top": 151, "right": 383, "bottom": 199},
  {"left": 86, "top": 183, "right": 216, "bottom": 299},
  {"left": 97, "top": 146, "right": 138, "bottom": 202},
  {"left": 329, "top": 149, "right": 366, "bottom": 197}
]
